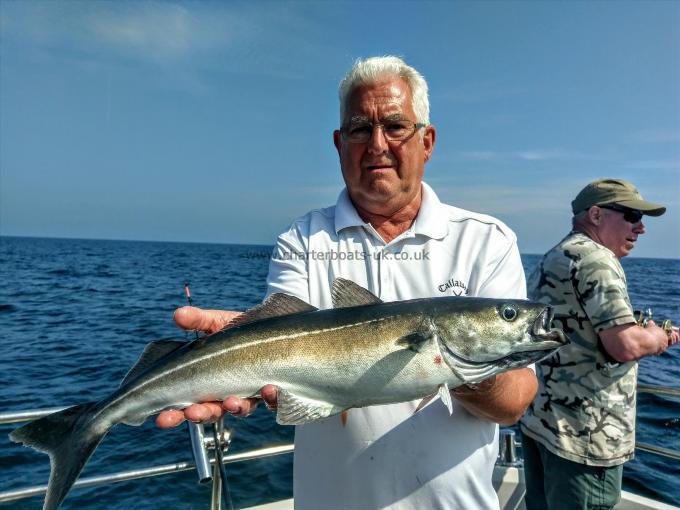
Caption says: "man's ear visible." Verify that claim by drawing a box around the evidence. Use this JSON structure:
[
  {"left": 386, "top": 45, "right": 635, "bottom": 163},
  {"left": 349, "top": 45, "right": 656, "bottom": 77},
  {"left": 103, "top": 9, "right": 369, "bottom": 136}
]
[
  {"left": 423, "top": 125, "right": 436, "bottom": 163},
  {"left": 333, "top": 130, "right": 342, "bottom": 156},
  {"left": 588, "top": 206, "right": 603, "bottom": 225}
]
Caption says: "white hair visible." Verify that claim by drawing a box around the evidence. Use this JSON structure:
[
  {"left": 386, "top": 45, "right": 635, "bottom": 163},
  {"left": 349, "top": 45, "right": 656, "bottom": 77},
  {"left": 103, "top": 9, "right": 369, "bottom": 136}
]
[{"left": 338, "top": 56, "right": 430, "bottom": 125}]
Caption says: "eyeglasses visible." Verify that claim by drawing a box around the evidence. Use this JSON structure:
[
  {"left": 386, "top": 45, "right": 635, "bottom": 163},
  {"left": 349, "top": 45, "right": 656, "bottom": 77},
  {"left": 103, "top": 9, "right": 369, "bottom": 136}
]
[
  {"left": 341, "top": 119, "right": 426, "bottom": 144},
  {"left": 599, "top": 204, "right": 644, "bottom": 224}
]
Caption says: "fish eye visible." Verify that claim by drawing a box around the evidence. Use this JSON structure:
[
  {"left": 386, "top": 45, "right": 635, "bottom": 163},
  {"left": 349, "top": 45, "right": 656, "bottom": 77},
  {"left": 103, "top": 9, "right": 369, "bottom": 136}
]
[{"left": 500, "top": 305, "right": 518, "bottom": 322}]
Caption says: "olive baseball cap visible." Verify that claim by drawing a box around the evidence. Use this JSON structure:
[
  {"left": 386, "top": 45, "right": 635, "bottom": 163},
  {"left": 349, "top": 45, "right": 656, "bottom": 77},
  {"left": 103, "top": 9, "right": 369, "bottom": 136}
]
[{"left": 571, "top": 178, "right": 666, "bottom": 216}]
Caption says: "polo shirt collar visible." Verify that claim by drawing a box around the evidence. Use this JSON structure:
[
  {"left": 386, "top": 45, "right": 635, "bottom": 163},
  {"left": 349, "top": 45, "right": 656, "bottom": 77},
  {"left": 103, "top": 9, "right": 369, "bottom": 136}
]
[
  {"left": 414, "top": 182, "right": 448, "bottom": 239},
  {"left": 334, "top": 188, "right": 366, "bottom": 233},
  {"left": 334, "top": 181, "right": 448, "bottom": 240}
]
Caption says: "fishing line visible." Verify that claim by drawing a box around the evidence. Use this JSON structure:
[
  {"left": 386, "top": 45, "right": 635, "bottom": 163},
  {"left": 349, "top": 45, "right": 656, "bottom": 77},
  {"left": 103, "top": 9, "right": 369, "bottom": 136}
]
[{"left": 184, "top": 281, "right": 200, "bottom": 342}]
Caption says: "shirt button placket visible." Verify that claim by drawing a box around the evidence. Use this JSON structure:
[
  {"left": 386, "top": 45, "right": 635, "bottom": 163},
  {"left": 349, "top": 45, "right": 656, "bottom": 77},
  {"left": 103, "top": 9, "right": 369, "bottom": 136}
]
[{"left": 381, "top": 247, "right": 392, "bottom": 300}]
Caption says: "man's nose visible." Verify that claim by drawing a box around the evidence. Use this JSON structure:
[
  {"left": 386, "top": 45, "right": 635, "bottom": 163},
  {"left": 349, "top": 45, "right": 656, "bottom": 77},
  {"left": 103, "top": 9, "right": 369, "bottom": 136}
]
[
  {"left": 367, "top": 125, "right": 389, "bottom": 153},
  {"left": 634, "top": 220, "right": 645, "bottom": 234}
]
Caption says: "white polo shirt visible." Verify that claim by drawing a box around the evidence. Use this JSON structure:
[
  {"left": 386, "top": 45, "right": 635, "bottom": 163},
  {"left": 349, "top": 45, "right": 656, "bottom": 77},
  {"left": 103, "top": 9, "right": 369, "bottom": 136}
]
[{"left": 266, "top": 182, "right": 526, "bottom": 510}]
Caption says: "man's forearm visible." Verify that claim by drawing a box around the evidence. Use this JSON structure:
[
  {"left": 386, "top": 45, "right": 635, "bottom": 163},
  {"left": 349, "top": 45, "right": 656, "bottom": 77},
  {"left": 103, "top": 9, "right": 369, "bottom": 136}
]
[
  {"left": 451, "top": 368, "right": 537, "bottom": 425},
  {"left": 600, "top": 323, "right": 670, "bottom": 362}
]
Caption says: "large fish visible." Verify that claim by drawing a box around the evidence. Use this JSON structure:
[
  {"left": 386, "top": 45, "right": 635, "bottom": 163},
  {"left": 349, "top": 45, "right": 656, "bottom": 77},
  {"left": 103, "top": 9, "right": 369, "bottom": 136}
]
[{"left": 11, "top": 278, "right": 566, "bottom": 509}]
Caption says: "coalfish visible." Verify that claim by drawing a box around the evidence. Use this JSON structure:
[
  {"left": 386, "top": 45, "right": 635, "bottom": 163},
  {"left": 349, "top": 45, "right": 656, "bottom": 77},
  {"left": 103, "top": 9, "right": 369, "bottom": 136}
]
[{"left": 10, "top": 278, "right": 566, "bottom": 509}]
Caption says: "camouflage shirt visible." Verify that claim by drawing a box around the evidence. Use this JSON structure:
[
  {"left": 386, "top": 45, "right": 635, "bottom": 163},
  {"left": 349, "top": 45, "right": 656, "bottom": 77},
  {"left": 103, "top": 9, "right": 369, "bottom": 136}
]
[{"left": 520, "top": 231, "right": 637, "bottom": 466}]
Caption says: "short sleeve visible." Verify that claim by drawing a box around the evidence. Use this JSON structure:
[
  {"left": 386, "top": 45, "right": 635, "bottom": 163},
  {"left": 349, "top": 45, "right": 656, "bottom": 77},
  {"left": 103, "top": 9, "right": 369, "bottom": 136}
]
[
  {"left": 476, "top": 229, "right": 527, "bottom": 300},
  {"left": 265, "top": 221, "right": 310, "bottom": 303},
  {"left": 573, "top": 250, "right": 635, "bottom": 331}
]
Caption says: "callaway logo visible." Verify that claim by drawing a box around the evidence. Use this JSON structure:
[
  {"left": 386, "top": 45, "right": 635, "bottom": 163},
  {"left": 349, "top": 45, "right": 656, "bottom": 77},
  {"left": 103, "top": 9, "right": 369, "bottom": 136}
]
[{"left": 438, "top": 278, "right": 468, "bottom": 296}]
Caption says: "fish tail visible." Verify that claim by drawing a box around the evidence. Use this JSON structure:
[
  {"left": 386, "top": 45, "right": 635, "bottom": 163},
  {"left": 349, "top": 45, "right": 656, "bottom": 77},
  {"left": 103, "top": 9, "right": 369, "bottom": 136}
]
[{"left": 9, "top": 402, "right": 109, "bottom": 510}]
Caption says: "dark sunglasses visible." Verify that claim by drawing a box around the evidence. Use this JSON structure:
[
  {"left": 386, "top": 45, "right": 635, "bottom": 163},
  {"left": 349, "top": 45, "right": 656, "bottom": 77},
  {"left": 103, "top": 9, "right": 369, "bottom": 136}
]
[{"left": 599, "top": 204, "right": 644, "bottom": 224}]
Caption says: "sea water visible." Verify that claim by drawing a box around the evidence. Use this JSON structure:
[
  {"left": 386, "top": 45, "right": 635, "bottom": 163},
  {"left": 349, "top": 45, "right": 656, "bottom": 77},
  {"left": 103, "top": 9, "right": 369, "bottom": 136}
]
[{"left": 0, "top": 237, "right": 678, "bottom": 508}]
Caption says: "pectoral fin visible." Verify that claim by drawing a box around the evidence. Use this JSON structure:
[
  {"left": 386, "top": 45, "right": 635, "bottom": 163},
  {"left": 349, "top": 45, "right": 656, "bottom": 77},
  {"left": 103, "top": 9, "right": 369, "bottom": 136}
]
[
  {"left": 396, "top": 318, "right": 438, "bottom": 353},
  {"left": 396, "top": 332, "right": 431, "bottom": 353},
  {"left": 414, "top": 393, "right": 437, "bottom": 413},
  {"left": 438, "top": 383, "right": 454, "bottom": 415},
  {"left": 415, "top": 384, "right": 454, "bottom": 415},
  {"left": 276, "top": 389, "right": 344, "bottom": 425}
]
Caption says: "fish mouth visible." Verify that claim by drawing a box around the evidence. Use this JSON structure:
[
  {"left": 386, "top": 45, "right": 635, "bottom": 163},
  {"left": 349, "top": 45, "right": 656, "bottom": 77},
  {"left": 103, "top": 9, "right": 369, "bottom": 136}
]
[
  {"left": 529, "top": 306, "right": 567, "bottom": 347},
  {"left": 494, "top": 345, "right": 562, "bottom": 369}
]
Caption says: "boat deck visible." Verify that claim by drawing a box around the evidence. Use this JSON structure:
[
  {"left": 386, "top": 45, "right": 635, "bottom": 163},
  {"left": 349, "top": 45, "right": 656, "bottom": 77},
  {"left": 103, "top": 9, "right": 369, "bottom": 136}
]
[{"left": 242, "top": 466, "right": 680, "bottom": 510}]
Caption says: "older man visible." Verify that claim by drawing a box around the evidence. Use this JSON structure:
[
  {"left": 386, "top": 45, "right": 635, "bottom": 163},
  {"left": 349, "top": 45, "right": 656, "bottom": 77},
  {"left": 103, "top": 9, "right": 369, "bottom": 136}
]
[
  {"left": 159, "top": 56, "right": 536, "bottom": 509},
  {"left": 520, "top": 179, "right": 679, "bottom": 510}
]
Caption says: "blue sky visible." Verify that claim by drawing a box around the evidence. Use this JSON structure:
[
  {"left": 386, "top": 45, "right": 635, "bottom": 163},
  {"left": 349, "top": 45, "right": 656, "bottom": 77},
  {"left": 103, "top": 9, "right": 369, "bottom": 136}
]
[{"left": 1, "top": 0, "right": 678, "bottom": 258}]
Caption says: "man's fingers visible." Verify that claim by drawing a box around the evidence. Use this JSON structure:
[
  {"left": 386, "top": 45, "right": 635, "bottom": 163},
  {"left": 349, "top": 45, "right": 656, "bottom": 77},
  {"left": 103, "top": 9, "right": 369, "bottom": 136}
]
[
  {"left": 185, "top": 402, "right": 225, "bottom": 422},
  {"left": 670, "top": 327, "right": 679, "bottom": 345},
  {"left": 261, "top": 385, "right": 279, "bottom": 410},
  {"left": 205, "top": 402, "right": 227, "bottom": 420},
  {"left": 155, "top": 402, "right": 228, "bottom": 430},
  {"left": 173, "top": 306, "right": 243, "bottom": 334},
  {"left": 156, "top": 386, "right": 279, "bottom": 430},
  {"left": 223, "top": 396, "right": 260, "bottom": 417},
  {"left": 156, "top": 409, "right": 186, "bottom": 429},
  {"left": 173, "top": 306, "right": 211, "bottom": 332}
]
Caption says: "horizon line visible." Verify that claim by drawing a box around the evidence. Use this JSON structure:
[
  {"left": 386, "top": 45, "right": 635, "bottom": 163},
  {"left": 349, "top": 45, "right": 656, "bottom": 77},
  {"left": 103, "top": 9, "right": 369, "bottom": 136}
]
[{"left": 2, "top": 234, "right": 678, "bottom": 261}]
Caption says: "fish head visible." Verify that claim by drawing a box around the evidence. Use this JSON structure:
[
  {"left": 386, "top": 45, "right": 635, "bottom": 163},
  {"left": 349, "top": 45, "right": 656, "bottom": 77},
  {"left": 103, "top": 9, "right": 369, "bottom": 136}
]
[{"left": 432, "top": 298, "right": 567, "bottom": 381}]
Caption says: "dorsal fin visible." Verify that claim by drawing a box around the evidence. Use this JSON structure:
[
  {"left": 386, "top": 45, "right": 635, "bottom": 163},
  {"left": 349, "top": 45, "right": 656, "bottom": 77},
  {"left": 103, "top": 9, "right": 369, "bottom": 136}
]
[
  {"left": 225, "top": 293, "right": 317, "bottom": 329},
  {"left": 331, "top": 278, "right": 383, "bottom": 308},
  {"left": 121, "top": 339, "right": 186, "bottom": 387}
]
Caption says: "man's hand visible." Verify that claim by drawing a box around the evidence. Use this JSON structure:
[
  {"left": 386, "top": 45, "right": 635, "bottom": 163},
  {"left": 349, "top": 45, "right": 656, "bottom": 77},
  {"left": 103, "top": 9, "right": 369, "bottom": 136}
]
[
  {"left": 155, "top": 306, "right": 279, "bottom": 429},
  {"left": 648, "top": 320, "right": 680, "bottom": 350},
  {"left": 601, "top": 321, "right": 679, "bottom": 361}
]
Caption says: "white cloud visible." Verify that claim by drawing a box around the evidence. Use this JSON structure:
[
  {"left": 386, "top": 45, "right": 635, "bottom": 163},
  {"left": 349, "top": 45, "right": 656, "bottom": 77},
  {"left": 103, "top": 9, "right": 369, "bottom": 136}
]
[
  {"left": 1, "top": 2, "right": 351, "bottom": 98},
  {"left": 0, "top": 1, "right": 334, "bottom": 75},
  {"left": 1, "top": 2, "right": 243, "bottom": 64},
  {"left": 514, "top": 149, "right": 574, "bottom": 161},
  {"left": 459, "top": 151, "right": 499, "bottom": 160},
  {"left": 83, "top": 4, "right": 238, "bottom": 63}
]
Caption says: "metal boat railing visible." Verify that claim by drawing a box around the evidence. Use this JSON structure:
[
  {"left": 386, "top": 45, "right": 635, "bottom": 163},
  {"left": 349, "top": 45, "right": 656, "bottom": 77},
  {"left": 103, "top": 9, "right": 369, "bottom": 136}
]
[
  {"left": 1, "top": 383, "right": 678, "bottom": 504},
  {"left": 0, "top": 441, "right": 294, "bottom": 504},
  {"left": 638, "top": 383, "right": 680, "bottom": 398}
]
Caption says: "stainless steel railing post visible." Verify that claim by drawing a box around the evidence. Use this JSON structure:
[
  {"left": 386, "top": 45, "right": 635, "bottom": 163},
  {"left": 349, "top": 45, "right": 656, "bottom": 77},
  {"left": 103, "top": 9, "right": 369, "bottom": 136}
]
[
  {"left": 188, "top": 422, "right": 213, "bottom": 484},
  {"left": 497, "top": 429, "right": 521, "bottom": 467}
]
